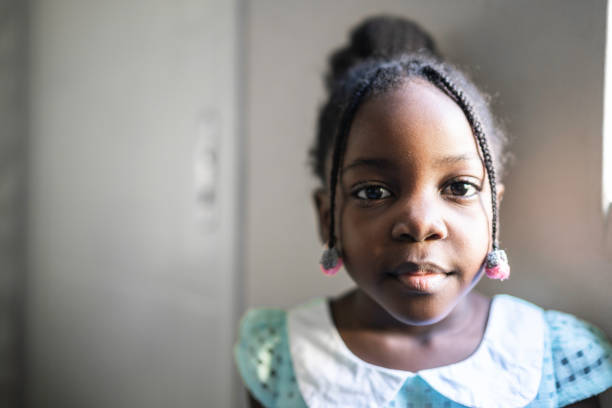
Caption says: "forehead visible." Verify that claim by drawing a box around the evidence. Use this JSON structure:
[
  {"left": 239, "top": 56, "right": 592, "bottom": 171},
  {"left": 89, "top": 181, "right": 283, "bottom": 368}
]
[{"left": 344, "top": 79, "right": 479, "bottom": 166}]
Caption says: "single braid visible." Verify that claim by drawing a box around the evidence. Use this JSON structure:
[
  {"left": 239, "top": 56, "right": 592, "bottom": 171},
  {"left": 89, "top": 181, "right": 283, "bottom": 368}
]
[{"left": 421, "top": 65, "right": 500, "bottom": 249}]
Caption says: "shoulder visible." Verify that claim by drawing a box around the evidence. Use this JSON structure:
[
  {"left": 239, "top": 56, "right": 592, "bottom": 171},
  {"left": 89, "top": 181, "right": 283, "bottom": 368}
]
[
  {"left": 545, "top": 308, "right": 610, "bottom": 349},
  {"left": 488, "top": 295, "right": 612, "bottom": 406},
  {"left": 543, "top": 308, "right": 612, "bottom": 406},
  {"left": 234, "top": 307, "right": 306, "bottom": 408},
  {"left": 237, "top": 308, "right": 286, "bottom": 344}
]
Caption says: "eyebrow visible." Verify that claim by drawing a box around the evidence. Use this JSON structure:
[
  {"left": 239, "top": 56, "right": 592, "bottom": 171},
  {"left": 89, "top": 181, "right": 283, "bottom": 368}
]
[
  {"left": 433, "top": 153, "right": 482, "bottom": 167},
  {"left": 342, "top": 158, "right": 397, "bottom": 173},
  {"left": 342, "top": 154, "right": 481, "bottom": 173}
]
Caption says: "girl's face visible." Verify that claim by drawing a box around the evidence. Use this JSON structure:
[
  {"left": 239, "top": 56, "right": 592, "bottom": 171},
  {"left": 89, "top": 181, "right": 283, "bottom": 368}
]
[{"left": 321, "top": 79, "right": 502, "bottom": 325}]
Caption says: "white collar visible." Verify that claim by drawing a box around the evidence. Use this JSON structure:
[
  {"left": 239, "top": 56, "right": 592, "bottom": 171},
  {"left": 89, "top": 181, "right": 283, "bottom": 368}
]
[{"left": 287, "top": 294, "right": 544, "bottom": 408}]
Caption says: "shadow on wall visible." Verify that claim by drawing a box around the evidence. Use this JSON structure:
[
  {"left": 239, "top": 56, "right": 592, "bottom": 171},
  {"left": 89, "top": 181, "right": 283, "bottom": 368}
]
[{"left": 0, "top": 0, "right": 27, "bottom": 406}]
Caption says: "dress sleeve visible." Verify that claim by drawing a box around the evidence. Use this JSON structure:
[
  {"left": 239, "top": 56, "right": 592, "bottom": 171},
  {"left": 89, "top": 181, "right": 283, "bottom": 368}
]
[
  {"left": 546, "top": 310, "right": 612, "bottom": 406},
  {"left": 234, "top": 308, "right": 305, "bottom": 408}
]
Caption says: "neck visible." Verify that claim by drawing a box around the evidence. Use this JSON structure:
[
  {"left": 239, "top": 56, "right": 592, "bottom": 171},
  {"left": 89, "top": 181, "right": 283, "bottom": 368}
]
[{"left": 333, "top": 288, "right": 483, "bottom": 339}]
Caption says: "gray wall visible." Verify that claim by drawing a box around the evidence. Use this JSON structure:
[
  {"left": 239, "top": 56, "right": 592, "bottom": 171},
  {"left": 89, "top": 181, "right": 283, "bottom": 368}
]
[
  {"left": 0, "top": 0, "right": 26, "bottom": 405},
  {"left": 244, "top": 0, "right": 612, "bottom": 337},
  {"left": 26, "top": 1, "right": 240, "bottom": 407}
]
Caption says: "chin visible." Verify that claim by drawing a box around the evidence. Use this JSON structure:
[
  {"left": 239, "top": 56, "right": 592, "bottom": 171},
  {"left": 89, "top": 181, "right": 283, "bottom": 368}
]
[{"left": 383, "top": 292, "right": 461, "bottom": 326}]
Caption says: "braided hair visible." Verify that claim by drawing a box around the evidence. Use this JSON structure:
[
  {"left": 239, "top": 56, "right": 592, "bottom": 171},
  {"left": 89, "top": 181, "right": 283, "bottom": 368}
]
[{"left": 310, "top": 16, "right": 508, "bottom": 255}]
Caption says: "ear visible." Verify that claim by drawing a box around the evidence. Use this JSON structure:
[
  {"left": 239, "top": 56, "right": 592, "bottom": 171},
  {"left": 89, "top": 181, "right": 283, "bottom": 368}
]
[{"left": 313, "top": 187, "right": 331, "bottom": 244}]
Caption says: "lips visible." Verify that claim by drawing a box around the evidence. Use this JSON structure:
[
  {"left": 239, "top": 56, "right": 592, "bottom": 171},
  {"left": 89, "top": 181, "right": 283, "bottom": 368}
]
[
  {"left": 389, "top": 261, "right": 448, "bottom": 276},
  {"left": 387, "top": 261, "right": 450, "bottom": 293}
]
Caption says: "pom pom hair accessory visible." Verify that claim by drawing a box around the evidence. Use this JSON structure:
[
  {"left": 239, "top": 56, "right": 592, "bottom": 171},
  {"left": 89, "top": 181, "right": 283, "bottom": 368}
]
[
  {"left": 320, "top": 246, "right": 343, "bottom": 276},
  {"left": 485, "top": 249, "right": 510, "bottom": 280}
]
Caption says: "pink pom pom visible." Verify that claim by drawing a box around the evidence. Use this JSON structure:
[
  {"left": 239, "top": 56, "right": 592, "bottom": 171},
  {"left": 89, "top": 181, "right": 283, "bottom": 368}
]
[
  {"left": 485, "top": 249, "right": 511, "bottom": 281},
  {"left": 485, "top": 263, "right": 510, "bottom": 280},
  {"left": 320, "top": 257, "right": 343, "bottom": 276}
]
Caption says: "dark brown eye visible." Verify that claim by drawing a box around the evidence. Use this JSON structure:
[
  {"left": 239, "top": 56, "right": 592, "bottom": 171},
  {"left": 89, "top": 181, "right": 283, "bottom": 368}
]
[
  {"left": 444, "top": 182, "right": 479, "bottom": 198},
  {"left": 355, "top": 185, "right": 391, "bottom": 200}
]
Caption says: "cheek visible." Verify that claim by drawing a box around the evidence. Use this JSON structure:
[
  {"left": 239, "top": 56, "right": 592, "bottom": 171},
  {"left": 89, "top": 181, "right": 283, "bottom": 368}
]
[
  {"left": 446, "top": 203, "right": 491, "bottom": 263},
  {"left": 339, "top": 204, "right": 389, "bottom": 255}
]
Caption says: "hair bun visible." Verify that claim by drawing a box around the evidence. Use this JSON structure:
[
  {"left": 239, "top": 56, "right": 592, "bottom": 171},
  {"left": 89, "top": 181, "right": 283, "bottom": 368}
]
[{"left": 326, "top": 15, "right": 440, "bottom": 89}]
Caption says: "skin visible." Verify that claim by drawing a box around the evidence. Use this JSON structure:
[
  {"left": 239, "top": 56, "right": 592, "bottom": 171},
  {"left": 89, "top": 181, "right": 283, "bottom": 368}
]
[{"left": 246, "top": 79, "right": 600, "bottom": 407}]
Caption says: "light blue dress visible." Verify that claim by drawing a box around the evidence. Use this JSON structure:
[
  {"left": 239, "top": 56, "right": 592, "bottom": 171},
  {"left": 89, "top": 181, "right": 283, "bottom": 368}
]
[{"left": 234, "top": 295, "right": 612, "bottom": 407}]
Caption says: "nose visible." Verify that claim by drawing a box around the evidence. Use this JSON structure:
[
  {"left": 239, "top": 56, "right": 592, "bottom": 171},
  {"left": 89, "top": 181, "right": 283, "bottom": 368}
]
[{"left": 390, "top": 193, "right": 448, "bottom": 242}]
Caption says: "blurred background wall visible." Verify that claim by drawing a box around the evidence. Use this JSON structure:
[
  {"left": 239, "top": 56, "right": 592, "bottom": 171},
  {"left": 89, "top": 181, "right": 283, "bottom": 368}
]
[
  {"left": 24, "top": 0, "right": 241, "bottom": 407},
  {"left": 0, "top": 0, "right": 611, "bottom": 407}
]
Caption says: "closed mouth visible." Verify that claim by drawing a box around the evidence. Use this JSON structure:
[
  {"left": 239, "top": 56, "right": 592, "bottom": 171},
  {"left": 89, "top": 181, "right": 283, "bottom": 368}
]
[
  {"left": 387, "top": 261, "right": 449, "bottom": 277},
  {"left": 387, "top": 261, "right": 451, "bottom": 293}
]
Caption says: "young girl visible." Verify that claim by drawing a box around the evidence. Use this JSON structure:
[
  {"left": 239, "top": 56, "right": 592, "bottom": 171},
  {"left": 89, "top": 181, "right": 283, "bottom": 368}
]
[{"left": 235, "top": 16, "right": 612, "bottom": 407}]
